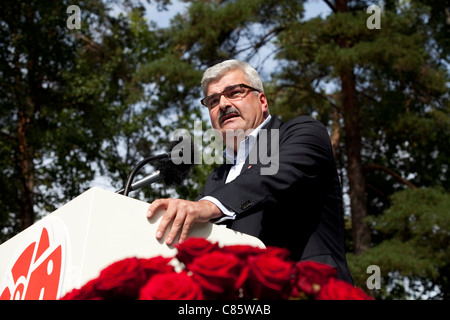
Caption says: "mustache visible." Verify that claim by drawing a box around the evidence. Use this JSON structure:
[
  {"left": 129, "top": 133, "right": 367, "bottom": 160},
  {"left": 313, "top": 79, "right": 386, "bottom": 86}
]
[{"left": 218, "top": 107, "right": 241, "bottom": 123}]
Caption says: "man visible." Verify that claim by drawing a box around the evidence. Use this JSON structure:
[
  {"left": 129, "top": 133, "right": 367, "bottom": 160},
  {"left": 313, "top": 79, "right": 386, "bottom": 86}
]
[{"left": 147, "top": 60, "right": 353, "bottom": 283}]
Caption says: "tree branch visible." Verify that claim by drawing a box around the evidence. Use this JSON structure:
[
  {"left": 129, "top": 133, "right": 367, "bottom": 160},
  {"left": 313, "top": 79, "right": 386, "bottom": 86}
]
[
  {"left": 75, "top": 33, "right": 103, "bottom": 52},
  {"left": 365, "top": 163, "right": 417, "bottom": 189},
  {"left": 323, "top": 0, "right": 337, "bottom": 13},
  {"left": 283, "top": 83, "right": 341, "bottom": 114},
  {"left": 234, "top": 26, "right": 286, "bottom": 58},
  {"left": 1, "top": 130, "right": 15, "bottom": 142}
]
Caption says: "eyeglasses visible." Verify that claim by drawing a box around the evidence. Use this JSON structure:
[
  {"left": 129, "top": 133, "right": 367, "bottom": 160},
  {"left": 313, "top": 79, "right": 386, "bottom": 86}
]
[{"left": 200, "top": 83, "right": 261, "bottom": 110}]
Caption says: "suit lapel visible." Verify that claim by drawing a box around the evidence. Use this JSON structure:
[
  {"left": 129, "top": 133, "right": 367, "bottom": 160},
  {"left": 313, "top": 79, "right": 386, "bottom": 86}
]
[
  {"left": 240, "top": 116, "right": 283, "bottom": 174},
  {"left": 212, "top": 163, "right": 233, "bottom": 184}
]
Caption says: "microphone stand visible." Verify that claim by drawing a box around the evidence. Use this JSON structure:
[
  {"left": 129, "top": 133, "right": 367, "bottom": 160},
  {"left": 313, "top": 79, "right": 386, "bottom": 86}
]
[{"left": 122, "top": 153, "right": 170, "bottom": 197}]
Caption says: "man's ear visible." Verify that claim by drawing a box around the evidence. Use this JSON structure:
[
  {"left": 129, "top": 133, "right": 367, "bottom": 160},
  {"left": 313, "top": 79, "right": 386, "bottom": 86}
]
[{"left": 259, "top": 93, "right": 269, "bottom": 114}]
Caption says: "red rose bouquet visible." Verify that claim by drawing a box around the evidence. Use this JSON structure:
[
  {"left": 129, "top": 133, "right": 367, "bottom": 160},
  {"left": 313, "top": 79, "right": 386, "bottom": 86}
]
[{"left": 60, "top": 238, "right": 373, "bottom": 300}]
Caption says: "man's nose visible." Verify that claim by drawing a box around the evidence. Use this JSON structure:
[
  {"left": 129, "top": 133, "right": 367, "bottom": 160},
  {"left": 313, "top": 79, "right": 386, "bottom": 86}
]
[{"left": 218, "top": 94, "right": 232, "bottom": 110}]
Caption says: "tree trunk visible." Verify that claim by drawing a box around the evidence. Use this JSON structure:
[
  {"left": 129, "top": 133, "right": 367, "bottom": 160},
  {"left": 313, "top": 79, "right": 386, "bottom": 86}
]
[
  {"left": 17, "top": 105, "right": 35, "bottom": 231},
  {"left": 340, "top": 68, "right": 371, "bottom": 254},
  {"left": 335, "top": 0, "right": 371, "bottom": 254},
  {"left": 13, "top": 12, "right": 36, "bottom": 231}
]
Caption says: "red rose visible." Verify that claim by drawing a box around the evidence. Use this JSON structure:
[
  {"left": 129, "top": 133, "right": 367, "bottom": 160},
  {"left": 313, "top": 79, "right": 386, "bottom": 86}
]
[
  {"left": 139, "top": 271, "right": 203, "bottom": 300},
  {"left": 219, "top": 244, "right": 266, "bottom": 260},
  {"left": 263, "top": 246, "right": 291, "bottom": 260},
  {"left": 189, "top": 251, "right": 242, "bottom": 299},
  {"left": 291, "top": 261, "right": 338, "bottom": 297},
  {"left": 59, "top": 279, "right": 102, "bottom": 300},
  {"left": 247, "top": 254, "right": 294, "bottom": 299},
  {"left": 140, "top": 256, "right": 174, "bottom": 279},
  {"left": 94, "top": 257, "right": 148, "bottom": 299},
  {"left": 175, "top": 237, "right": 219, "bottom": 267},
  {"left": 316, "top": 278, "right": 374, "bottom": 300}
]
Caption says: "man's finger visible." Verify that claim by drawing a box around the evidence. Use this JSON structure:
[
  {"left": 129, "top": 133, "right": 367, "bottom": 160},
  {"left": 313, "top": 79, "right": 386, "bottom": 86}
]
[
  {"left": 165, "top": 209, "right": 187, "bottom": 245},
  {"left": 155, "top": 205, "right": 176, "bottom": 240},
  {"left": 178, "top": 214, "right": 195, "bottom": 244},
  {"left": 147, "top": 198, "right": 168, "bottom": 218}
]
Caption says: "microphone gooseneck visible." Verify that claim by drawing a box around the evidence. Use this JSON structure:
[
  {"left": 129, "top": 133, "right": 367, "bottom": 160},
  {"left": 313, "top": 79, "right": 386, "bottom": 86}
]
[
  {"left": 115, "top": 170, "right": 162, "bottom": 195},
  {"left": 122, "top": 153, "right": 170, "bottom": 197}
]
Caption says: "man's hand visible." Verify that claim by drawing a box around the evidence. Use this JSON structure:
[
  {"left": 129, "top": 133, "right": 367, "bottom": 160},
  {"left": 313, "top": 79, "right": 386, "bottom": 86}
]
[{"left": 147, "top": 198, "right": 222, "bottom": 245}]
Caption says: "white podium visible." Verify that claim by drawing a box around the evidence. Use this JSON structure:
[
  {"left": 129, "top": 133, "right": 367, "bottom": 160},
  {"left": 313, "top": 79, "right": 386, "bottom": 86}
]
[{"left": 0, "top": 187, "right": 264, "bottom": 300}]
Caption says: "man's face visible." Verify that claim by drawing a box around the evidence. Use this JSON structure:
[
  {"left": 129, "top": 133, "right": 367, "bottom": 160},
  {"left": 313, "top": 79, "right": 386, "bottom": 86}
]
[{"left": 206, "top": 69, "right": 268, "bottom": 149}]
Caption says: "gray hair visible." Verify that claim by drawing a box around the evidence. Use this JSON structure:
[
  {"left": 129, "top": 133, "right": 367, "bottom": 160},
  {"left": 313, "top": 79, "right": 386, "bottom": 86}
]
[{"left": 201, "top": 60, "right": 264, "bottom": 96}]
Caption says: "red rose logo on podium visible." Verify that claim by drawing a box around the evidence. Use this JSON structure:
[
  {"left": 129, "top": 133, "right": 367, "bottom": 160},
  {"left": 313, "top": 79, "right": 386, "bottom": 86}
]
[{"left": 0, "top": 218, "right": 66, "bottom": 300}]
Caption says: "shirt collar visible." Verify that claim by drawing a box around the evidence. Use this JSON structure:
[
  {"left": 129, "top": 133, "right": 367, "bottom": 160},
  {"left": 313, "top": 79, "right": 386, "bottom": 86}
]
[{"left": 223, "top": 115, "right": 272, "bottom": 164}]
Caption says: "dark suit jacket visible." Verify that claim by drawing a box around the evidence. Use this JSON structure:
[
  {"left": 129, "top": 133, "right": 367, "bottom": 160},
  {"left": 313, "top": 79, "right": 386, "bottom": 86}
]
[{"left": 197, "top": 115, "right": 353, "bottom": 283}]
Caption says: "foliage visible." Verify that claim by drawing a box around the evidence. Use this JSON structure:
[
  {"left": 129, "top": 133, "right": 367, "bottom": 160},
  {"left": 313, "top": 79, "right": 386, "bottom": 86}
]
[
  {"left": 1, "top": 0, "right": 86, "bottom": 238},
  {"left": 347, "top": 187, "right": 450, "bottom": 299}
]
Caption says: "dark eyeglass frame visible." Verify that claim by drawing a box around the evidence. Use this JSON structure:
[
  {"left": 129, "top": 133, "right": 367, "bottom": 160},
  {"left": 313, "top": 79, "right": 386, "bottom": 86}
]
[{"left": 200, "top": 83, "right": 261, "bottom": 109}]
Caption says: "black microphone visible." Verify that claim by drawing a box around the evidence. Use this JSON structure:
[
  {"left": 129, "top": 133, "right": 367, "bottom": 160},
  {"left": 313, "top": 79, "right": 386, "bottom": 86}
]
[{"left": 118, "top": 136, "right": 194, "bottom": 196}]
